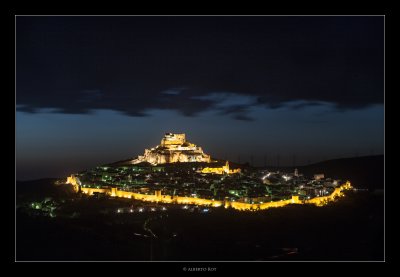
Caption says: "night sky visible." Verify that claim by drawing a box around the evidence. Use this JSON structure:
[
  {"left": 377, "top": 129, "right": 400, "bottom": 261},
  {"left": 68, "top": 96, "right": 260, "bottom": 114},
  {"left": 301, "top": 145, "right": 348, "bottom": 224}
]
[{"left": 16, "top": 16, "right": 384, "bottom": 180}]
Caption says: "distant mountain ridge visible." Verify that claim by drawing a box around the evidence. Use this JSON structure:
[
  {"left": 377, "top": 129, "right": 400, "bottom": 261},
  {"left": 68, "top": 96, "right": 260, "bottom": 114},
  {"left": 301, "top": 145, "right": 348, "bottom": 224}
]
[{"left": 298, "top": 155, "right": 384, "bottom": 190}]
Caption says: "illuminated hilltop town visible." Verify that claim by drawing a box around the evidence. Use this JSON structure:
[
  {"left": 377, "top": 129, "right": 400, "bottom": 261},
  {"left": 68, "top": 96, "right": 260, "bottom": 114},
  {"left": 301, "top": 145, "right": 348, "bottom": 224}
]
[{"left": 66, "top": 132, "right": 353, "bottom": 211}]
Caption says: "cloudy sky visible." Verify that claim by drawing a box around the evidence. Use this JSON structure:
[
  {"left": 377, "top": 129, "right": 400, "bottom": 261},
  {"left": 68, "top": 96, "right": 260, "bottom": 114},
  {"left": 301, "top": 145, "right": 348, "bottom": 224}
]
[{"left": 16, "top": 16, "right": 384, "bottom": 180}]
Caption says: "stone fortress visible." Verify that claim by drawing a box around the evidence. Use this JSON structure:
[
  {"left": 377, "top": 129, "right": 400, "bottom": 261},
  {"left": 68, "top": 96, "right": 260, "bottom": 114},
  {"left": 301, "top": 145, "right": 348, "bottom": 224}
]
[{"left": 132, "top": 133, "right": 211, "bottom": 165}]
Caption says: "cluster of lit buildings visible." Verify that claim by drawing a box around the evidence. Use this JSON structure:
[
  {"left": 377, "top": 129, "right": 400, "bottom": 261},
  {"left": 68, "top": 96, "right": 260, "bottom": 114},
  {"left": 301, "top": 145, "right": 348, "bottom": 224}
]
[{"left": 66, "top": 133, "right": 352, "bottom": 211}]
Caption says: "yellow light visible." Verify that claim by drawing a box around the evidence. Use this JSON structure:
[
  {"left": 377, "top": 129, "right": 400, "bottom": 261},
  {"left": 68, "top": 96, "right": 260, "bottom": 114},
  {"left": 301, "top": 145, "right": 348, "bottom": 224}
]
[{"left": 77, "top": 179, "right": 351, "bottom": 211}]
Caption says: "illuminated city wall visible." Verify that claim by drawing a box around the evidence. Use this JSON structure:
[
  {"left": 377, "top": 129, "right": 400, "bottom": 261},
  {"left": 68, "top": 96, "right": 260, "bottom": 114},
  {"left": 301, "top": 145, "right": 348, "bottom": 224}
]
[
  {"left": 70, "top": 175, "right": 352, "bottom": 211},
  {"left": 79, "top": 185, "right": 224, "bottom": 207},
  {"left": 304, "top": 181, "right": 352, "bottom": 206},
  {"left": 229, "top": 196, "right": 302, "bottom": 211},
  {"left": 66, "top": 175, "right": 80, "bottom": 192},
  {"left": 174, "top": 196, "right": 223, "bottom": 207},
  {"left": 80, "top": 187, "right": 108, "bottom": 195}
]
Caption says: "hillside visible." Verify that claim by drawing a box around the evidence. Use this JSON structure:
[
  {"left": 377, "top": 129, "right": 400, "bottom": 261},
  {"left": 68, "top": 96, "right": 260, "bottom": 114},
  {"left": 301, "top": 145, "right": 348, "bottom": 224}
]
[
  {"left": 297, "top": 155, "right": 384, "bottom": 190},
  {"left": 16, "top": 178, "right": 76, "bottom": 203}
]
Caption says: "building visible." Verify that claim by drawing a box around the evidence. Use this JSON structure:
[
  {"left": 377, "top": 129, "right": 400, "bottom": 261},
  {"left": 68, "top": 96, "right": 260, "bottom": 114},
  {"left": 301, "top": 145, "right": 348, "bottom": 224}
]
[
  {"left": 132, "top": 133, "right": 211, "bottom": 165},
  {"left": 202, "top": 161, "right": 241, "bottom": 175},
  {"left": 314, "top": 174, "right": 325, "bottom": 180},
  {"left": 161, "top": 133, "right": 186, "bottom": 146}
]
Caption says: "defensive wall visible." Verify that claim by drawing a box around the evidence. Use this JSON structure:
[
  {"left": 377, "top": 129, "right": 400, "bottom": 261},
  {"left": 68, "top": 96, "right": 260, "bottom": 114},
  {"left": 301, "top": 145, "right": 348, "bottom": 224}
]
[{"left": 67, "top": 175, "right": 352, "bottom": 211}]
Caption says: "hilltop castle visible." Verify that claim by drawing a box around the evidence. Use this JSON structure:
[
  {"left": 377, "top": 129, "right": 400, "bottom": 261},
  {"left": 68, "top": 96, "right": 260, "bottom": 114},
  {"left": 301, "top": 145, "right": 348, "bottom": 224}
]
[{"left": 132, "top": 133, "right": 211, "bottom": 165}]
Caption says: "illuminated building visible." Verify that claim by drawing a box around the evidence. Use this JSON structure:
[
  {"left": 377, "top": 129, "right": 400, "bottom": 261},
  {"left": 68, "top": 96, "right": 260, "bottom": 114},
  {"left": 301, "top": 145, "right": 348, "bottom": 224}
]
[
  {"left": 132, "top": 133, "right": 211, "bottom": 165},
  {"left": 314, "top": 174, "right": 325, "bottom": 180},
  {"left": 66, "top": 175, "right": 80, "bottom": 192},
  {"left": 201, "top": 161, "right": 241, "bottom": 175}
]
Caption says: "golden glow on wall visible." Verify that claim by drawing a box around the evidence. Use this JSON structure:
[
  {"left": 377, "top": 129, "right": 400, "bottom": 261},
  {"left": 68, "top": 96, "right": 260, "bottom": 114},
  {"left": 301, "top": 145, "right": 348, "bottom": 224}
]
[
  {"left": 201, "top": 161, "right": 241, "bottom": 175},
  {"left": 66, "top": 175, "right": 80, "bottom": 192},
  {"left": 304, "top": 181, "right": 352, "bottom": 207},
  {"left": 161, "top": 133, "right": 186, "bottom": 146},
  {"left": 68, "top": 175, "right": 352, "bottom": 211}
]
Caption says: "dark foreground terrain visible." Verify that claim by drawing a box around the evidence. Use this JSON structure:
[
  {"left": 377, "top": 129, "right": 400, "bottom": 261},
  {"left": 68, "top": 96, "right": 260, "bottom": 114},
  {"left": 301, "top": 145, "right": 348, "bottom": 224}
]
[
  {"left": 16, "top": 156, "right": 384, "bottom": 261},
  {"left": 16, "top": 187, "right": 383, "bottom": 261}
]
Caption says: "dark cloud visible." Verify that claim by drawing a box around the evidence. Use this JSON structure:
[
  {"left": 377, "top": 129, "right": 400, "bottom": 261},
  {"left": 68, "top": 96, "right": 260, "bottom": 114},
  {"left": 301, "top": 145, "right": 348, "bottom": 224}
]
[
  {"left": 218, "top": 105, "right": 254, "bottom": 121},
  {"left": 16, "top": 16, "right": 383, "bottom": 120}
]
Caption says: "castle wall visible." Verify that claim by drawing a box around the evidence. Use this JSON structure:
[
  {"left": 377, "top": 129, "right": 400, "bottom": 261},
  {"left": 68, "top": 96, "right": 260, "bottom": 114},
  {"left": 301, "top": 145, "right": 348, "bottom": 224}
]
[
  {"left": 304, "top": 181, "right": 351, "bottom": 206},
  {"left": 75, "top": 180, "right": 352, "bottom": 211},
  {"left": 161, "top": 133, "right": 186, "bottom": 146},
  {"left": 133, "top": 133, "right": 211, "bottom": 164},
  {"left": 81, "top": 187, "right": 108, "bottom": 195},
  {"left": 229, "top": 195, "right": 301, "bottom": 211},
  {"left": 66, "top": 175, "right": 81, "bottom": 192}
]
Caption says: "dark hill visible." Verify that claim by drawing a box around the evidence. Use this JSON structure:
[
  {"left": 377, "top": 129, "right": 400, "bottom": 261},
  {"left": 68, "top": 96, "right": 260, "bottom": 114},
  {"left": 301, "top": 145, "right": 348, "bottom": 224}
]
[
  {"left": 17, "top": 178, "right": 75, "bottom": 202},
  {"left": 298, "top": 155, "right": 384, "bottom": 190}
]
